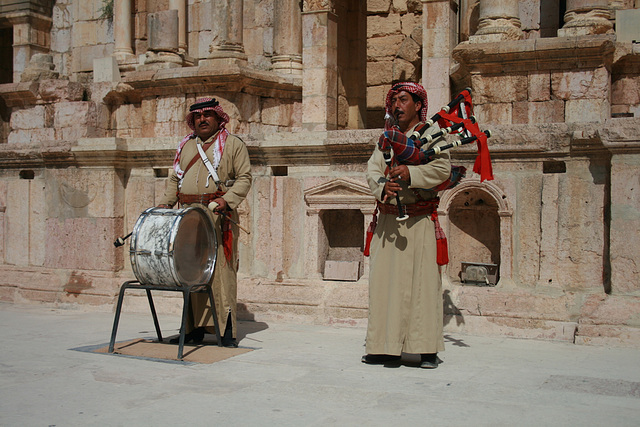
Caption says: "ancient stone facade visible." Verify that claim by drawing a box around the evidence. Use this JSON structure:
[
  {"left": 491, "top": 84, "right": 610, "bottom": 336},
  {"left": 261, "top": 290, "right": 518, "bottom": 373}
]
[{"left": 0, "top": 0, "right": 639, "bottom": 347}]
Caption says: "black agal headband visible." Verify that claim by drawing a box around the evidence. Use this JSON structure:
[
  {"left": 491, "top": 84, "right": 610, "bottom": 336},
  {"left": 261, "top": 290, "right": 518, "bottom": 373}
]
[{"left": 190, "top": 98, "right": 219, "bottom": 111}]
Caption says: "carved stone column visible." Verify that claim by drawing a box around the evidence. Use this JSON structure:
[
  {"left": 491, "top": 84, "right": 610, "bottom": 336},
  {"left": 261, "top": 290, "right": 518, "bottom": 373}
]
[
  {"left": 469, "top": 0, "right": 523, "bottom": 42},
  {"left": 204, "top": 0, "right": 248, "bottom": 65},
  {"left": 113, "top": 0, "right": 134, "bottom": 61},
  {"left": 302, "top": 0, "right": 338, "bottom": 131},
  {"left": 141, "top": 10, "right": 182, "bottom": 70},
  {"left": 558, "top": 0, "right": 613, "bottom": 37},
  {"left": 422, "top": 0, "right": 457, "bottom": 116},
  {"left": 272, "top": 0, "right": 303, "bottom": 75},
  {"left": 169, "top": 0, "right": 187, "bottom": 53}
]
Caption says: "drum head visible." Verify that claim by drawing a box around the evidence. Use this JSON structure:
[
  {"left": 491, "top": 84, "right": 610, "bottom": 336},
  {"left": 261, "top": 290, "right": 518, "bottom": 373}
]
[{"left": 173, "top": 208, "right": 217, "bottom": 286}]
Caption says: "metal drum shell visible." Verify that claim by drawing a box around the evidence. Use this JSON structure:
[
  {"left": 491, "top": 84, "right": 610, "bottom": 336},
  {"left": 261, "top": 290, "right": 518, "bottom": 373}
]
[{"left": 129, "top": 207, "right": 217, "bottom": 287}]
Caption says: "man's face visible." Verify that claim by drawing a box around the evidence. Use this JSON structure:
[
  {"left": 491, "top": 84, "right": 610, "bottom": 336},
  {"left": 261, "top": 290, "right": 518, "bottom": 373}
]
[
  {"left": 193, "top": 110, "right": 220, "bottom": 141},
  {"left": 391, "top": 90, "right": 422, "bottom": 132}
]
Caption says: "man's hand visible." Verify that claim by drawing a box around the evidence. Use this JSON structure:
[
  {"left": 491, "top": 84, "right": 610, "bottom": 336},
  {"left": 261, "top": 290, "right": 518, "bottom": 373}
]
[
  {"left": 211, "top": 197, "right": 228, "bottom": 212},
  {"left": 382, "top": 165, "right": 410, "bottom": 202},
  {"left": 383, "top": 181, "right": 403, "bottom": 202},
  {"left": 389, "top": 165, "right": 410, "bottom": 183},
  {"left": 157, "top": 204, "right": 172, "bottom": 209}
]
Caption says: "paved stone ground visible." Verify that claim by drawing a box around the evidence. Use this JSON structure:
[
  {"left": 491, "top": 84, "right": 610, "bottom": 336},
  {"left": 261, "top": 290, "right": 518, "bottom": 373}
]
[{"left": 1, "top": 302, "right": 639, "bottom": 426}]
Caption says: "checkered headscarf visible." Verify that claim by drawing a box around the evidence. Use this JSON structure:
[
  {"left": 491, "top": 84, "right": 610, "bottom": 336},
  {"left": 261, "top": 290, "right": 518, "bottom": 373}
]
[
  {"left": 384, "top": 82, "right": 429, "bottom": 123},
  {"left": 185, "top": 97, "right": 230, "bottom": 131}
]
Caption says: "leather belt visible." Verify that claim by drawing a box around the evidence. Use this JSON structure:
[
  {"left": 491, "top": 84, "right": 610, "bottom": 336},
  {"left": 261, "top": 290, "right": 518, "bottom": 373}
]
[
  {"left": 178, "top": 191, "right": 225, "bottom": 205},
  {"left": 377, "top": 199, "right": 438, "bottom": 217}
]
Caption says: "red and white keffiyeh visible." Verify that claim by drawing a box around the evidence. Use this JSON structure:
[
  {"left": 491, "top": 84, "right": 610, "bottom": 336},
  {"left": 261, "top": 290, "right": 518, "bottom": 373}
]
[
  {"left": 173, "top": 98, "right": 230, "bottom": 180},
  {"left": 384, "top": 82, "right": 429, "bottom": 127}
]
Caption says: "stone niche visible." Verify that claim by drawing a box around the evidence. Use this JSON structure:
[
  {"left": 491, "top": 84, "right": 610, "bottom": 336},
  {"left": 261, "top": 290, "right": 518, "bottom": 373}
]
[
  {"left": 303, "top": 178, "right": 376, "bottom": 282},
  {"left": 439, "top": 179, "right": 513, "bottom": 286}
]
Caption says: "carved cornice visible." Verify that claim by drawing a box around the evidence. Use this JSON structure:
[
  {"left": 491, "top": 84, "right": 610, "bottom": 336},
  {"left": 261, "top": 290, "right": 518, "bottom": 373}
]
[
  {"left": 122, "top": 63, "right": 302, "bottom": 101},
  {"left": 453, "top": 35, "right": 616, "bottom": 74}
]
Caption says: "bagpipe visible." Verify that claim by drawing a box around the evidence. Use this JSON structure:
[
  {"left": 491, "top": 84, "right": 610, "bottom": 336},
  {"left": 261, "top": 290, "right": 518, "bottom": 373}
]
[{"left": 378, "top": 87, "right": 494, "bottom": 222}]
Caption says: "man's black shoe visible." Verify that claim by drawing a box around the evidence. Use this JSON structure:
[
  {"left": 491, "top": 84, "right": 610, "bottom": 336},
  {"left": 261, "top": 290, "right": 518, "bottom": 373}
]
[
  {"left": 221, "top": 338, "right": 239, "bottom": 348},
  {"left": 361, "top": 354, "right": 401, "bottom": 365},
  {"left": 169, "top": 327, "right": 205, "bottom": 344},
  {"left": 420, "top": 353, "right": 442, "bottom": 369}
]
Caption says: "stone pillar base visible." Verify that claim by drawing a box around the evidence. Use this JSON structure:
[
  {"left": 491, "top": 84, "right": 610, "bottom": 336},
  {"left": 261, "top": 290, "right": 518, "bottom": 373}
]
[
  {"left": 138, "top": 51, "right": 183, "bottom": 71},
  {"left": 200, "top": 52, "right": 248, "bottom": 68},
  {"left": 558, "top": 9, "right": 613, "bottom": 37},
  {"left": 272, "top": 55, "right": 303, "bottom": 75},
  {"left": 469, "top": 18, "right": 523, "bottom": 42}
]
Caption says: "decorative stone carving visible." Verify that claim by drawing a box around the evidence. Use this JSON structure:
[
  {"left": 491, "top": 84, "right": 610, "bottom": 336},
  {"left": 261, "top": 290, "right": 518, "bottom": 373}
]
[{"left": 302, "top": 0, "right": 335, "bottom": 13}]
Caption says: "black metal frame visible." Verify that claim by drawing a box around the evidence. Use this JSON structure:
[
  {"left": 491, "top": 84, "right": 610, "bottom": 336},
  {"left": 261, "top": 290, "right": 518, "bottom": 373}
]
[{"left": 108, "top": 280, "right": 221, "bottom": 359}]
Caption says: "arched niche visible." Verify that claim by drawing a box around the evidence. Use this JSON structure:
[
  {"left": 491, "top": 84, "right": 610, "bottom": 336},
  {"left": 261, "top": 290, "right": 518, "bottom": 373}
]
[
  {"left": 439, "top": 178, "right": 513, "bottom": 286},
  {"left": 303, "top": 178, "right": 376, "bottom": 281}
]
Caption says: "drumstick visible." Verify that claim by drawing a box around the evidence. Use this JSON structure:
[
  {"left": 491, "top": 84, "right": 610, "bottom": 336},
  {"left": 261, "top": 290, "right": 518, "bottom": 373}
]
[{"left": 208, "top": 201, "right": 251, "bottom": 234}]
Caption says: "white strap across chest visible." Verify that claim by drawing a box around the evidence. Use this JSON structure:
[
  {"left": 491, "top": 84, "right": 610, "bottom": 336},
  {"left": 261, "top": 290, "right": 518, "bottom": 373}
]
[{"left": 196, "top": 140, "right": 221, "bottom": 188}]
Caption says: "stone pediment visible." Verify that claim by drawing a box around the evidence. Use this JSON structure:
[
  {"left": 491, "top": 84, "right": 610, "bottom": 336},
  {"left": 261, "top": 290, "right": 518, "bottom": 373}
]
[{"left": 304, "top": 178, "right": 375, "bottom": 213}]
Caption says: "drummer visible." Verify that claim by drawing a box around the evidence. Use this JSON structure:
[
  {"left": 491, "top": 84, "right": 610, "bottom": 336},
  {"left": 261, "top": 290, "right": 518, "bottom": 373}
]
[{"left": 157, "top": 97, "right": 252, "bottom": 348}]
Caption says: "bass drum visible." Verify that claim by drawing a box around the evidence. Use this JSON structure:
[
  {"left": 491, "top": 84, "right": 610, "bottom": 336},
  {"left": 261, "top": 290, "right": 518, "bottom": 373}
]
[{"left": 129, "top": 207, "right": 217, "bottom": 287}]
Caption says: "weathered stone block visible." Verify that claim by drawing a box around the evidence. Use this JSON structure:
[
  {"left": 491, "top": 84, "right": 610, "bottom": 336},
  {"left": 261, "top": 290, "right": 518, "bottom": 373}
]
[
  {"left": 5, "top": 180, "right": 30, "bottom": 266},
  {"left": 367, "top": 14, "right": 401, "bottom": 38},
  {"left": 611, "top": 75, "right": 640, "bottom": 105},
  {"left": 39, "top": 79, "right": 84, "bottom": 102},
  {"left": 366, "top": 60, "right": 393, "bottom": 87},
  {"left": 324, "top": 260, "right": 360, "bottom": 281},
  {"left": 366, "top": 85, "right": 387, "bottom": 109},
  {"left": 472, "top": 74, "right": 528, "bottom": 103},
  {"left": 45, "top": 217, "right": 123, "bottom": 271},
  {"left": 575, "top": 324, "right": 640, "bottom": 348},
  {"left": 10, "top": 106, "right": 46, "bottom": 130},
  {"left": 71, "top": 21, "right": 97, "bottom": 47},
  {"left": 400, "top": 13, "right": 420, "bottom": 37},
  {"left": 72, "top": 45, "right": 113, "bottom": 73},
  {"left": 474, "top": 103, "right": 512, "bottom": 125},
  {"left": 51, "top": 28, "right": 71, "bottom": 53},
  {"left": 551, "top": 68, "right": 609, "bottom": 101},
  {"left": 368, "top": 0, "right": 392, "bottom": 14},
  {"left": 367, "top": 34, "right": 406, "bottom": 60},
  {"left": 155, "top": 96, "right": 185, "bottom": 123},
  {"left": 396, "top": 36, "right": 420, "bottom": 62},
  {"left": 392, "top": 58, "right": 417, "bottom": 82},
  {"left": 609, "top": 154, "right": 640, "bottom": 294},
  {"left": 528, "top": 71, "right": 551, "bottom": 101},
  {"left": 565, "top": 98, "right": 609, "bottom": 123},
  {"left": 54, "top": 101, "right": 95, "bottom": 128}
]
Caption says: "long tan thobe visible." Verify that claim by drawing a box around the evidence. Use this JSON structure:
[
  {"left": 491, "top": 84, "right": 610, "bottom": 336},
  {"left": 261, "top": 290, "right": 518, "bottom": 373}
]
[
  {"left": 159, "top": 132, "right": 252, "bottom": 338},
  {"left": 365, "top": 123, "right": 451, "bottom": 355}
]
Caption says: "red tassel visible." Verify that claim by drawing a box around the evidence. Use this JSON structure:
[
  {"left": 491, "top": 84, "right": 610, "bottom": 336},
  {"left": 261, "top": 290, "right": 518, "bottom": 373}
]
[
  {"left": 223, "top": 218, "right": 233, "bottom": 262},
  {"left": 363, "top": 208, "right": 378, "bottom": 257},
  {"left": 431, "top": 210, "right": 449, "bottom": 266},
  {"left": 364, "top": 231, "right": 373, "bottom": 257},
  {"left": 436, "top": 237, "right": 449, "bottom": 266}
]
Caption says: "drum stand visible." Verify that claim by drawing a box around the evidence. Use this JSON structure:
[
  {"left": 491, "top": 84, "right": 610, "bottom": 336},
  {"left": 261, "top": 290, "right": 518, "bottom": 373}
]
[{"left": 108, "top": 280, "right": 222, "bottom": 360}]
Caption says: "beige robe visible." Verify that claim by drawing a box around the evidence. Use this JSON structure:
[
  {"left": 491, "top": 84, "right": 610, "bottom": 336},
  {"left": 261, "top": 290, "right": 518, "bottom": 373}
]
[
  {"left": 365, "top": 123, "right": 451, "bottom": 355},
  {"left": 159, "top": 132, "right": 252, "bottom": 338}
]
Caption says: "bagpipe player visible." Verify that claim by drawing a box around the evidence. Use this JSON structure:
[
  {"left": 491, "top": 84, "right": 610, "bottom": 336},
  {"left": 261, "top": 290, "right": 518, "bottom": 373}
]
[{"left": 363, "top": 82, "right": 451, "bottom": 369}]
